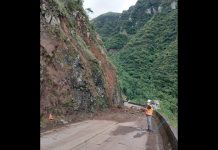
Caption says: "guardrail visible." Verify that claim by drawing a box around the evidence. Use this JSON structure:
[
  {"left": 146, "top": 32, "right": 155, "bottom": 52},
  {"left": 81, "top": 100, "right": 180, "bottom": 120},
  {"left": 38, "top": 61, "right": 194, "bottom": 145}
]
[
  {"left": 126, "top": 101, "right": 146, "bottom": 106},
  {"left": 154, "top": 111, "right": 178, "bottom": 150},
  {"left": 125, "top": 101, "right": 177, "bottom": 150}
]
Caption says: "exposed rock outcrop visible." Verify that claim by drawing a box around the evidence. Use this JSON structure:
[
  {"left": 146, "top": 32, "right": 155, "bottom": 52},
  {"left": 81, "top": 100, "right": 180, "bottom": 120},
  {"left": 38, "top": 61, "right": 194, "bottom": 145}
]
[{"left": 40, "top": 0, "right": 122, "bottom": 129}]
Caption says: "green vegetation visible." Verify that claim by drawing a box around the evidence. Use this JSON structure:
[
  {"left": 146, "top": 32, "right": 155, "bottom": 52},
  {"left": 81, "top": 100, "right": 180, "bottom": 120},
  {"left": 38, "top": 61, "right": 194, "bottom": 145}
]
[
  {"left": 95, "top": 96, "right": 108, "bottom": 110},
  {"left": 40, "top": 115, "right": 48, "bottom": 128},
  {"left": 66, "top": 0, "right": 84, "bottom": 12},
  {"left": 92, "top": 12, "right": 121, "bottom": 42},
  {"left": 92, "top": 0, "right": 161, "bottom": 46},
  {"left": 114, "top": 11, "right": 177, "bottom": 126},
  {"left": 63, "top": 98, "right": 75, "bottom": 108},
  {"left": 93, "top": 0, "right": 177, "bottom": 127},
  {"left": 75, "top": 33, "right": 96, "bottom": 60},
  {"left": 105, "top": 34, "right": 129, "bottom": 50},
  {"left": 53, "top": 0, "right": 94, "bottom": 35}
]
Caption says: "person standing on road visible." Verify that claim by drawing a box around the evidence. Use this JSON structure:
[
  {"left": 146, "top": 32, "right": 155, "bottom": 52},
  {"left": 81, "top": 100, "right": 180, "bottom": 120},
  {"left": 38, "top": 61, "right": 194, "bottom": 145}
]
[{"left": 145, "top": 104, "right": 154, "bottom": 132}]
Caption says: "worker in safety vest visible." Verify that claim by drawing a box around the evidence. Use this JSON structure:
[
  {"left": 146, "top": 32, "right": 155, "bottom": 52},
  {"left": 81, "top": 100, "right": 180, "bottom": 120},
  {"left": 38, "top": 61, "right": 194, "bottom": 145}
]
[{"left": 145, "top": 104, "right": 153, "bottom": 132}]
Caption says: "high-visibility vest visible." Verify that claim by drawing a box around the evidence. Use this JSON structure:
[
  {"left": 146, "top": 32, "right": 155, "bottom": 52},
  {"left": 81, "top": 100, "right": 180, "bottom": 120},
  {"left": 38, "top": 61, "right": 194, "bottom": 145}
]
[{"left": 145, "top": 107, "right": 153, "bottom": 116}]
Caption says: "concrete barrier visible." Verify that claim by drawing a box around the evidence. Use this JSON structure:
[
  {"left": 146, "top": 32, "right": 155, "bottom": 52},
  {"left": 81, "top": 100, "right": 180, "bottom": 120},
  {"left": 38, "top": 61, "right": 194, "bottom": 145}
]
[
  {"left": 128, "top": 102, "right": 178, "bottom": 150},
  {"left": 127, "top": 101, "right": 146, "bottom": 106},
  {"left": 154, "top": 111, "right": 178, "bottom": 150},
  {"left": 125, "top": 102, "right": 177, "bottom": 149}
]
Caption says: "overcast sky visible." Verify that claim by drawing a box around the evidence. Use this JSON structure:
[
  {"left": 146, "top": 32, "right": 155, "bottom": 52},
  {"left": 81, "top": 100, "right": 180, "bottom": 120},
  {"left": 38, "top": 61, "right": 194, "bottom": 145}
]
[{"left": 83, "top": 0, "right": 138, "bottom": 19}]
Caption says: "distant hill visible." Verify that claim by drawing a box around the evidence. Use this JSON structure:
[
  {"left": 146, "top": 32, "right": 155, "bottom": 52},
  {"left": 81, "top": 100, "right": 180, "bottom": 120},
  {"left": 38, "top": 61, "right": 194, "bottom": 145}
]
[{"left": 93, "top": 0, "right": 178, "bottom": 126}]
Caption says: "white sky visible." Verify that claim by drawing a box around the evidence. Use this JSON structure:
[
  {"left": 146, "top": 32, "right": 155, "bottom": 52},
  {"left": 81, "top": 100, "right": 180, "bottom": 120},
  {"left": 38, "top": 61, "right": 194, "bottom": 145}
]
[{"left": 83, "top": 0, "right": 138, "bottom": 19}]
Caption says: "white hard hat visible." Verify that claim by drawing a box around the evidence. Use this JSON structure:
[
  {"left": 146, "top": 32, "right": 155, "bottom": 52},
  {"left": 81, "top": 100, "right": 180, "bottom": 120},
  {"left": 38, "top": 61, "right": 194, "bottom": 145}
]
[{"left": 147, "top": 99, "right": 151, "bottom": 102}]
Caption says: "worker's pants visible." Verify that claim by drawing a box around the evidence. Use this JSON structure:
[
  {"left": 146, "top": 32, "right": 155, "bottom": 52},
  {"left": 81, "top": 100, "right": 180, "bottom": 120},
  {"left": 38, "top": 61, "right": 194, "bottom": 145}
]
[{"left": 146, "top": 115, "right": 152, "bottom": 130}]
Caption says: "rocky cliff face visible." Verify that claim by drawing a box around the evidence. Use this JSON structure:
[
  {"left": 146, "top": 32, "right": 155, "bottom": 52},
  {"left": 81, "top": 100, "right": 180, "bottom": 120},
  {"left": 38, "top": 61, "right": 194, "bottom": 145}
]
[{"left": 40, "top": 0, "right": 122, "bottom": 128}]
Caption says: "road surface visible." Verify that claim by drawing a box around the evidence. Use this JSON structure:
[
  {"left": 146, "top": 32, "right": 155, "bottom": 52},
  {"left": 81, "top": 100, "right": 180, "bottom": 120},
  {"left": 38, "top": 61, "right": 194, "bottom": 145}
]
[{"left": 41, "top": 118, "right": 164, "bottom": 150}]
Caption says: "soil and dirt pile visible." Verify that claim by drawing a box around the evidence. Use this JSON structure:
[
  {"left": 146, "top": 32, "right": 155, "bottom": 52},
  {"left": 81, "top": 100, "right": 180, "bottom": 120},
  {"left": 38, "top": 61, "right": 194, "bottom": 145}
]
[{"left": 40, "top": 0, "right": 122, "bottom": 130}]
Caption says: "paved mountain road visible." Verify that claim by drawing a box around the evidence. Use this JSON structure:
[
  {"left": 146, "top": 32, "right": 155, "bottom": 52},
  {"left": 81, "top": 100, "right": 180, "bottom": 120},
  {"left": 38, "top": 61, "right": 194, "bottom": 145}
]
[{"left": 41, "top": 119, "right": 164, "bottom": 150}]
